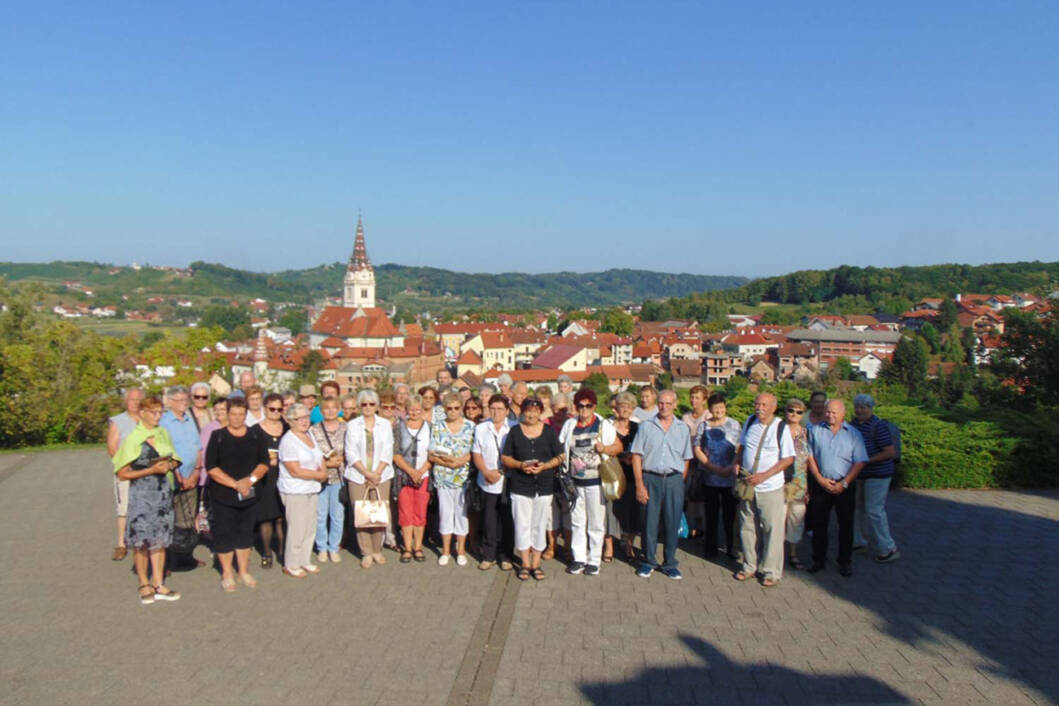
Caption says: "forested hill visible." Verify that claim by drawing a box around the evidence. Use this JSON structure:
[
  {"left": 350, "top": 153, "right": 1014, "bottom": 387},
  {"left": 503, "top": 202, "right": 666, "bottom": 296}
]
[
  {"left": 641, "top": 261, "right": 1059, "bottom": 321},
  {"left": 0, "top": 261, "right": 747, "bottom": 309}
]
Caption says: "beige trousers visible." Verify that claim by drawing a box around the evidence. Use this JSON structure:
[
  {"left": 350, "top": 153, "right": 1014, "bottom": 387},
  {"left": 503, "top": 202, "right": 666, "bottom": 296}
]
[
  {"left": 349, "top": 480, "right": 391, "bottom": 556},
  {"left": 281, "top": 493, "right": 318, "bottom": 570},
  {"left": 739, "top": 487, "right": 786, "bottom": 581}
]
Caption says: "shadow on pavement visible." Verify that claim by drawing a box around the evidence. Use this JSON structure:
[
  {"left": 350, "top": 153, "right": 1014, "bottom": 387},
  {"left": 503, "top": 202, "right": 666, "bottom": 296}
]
[{"left": 580, "top": 633, "right": 910, "bottom": 705}]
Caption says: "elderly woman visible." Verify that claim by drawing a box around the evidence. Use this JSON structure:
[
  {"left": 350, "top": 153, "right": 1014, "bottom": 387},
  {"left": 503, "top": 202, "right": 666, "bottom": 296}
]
[
  {"left": 472, "top": 395, "right": 515, "bottom": 571},
  {"left": 608, "top": 391, "right": 641, "bottom": 562},
  {"left": 429, "top": 392, "right": 476, "bottom": 566},
  {"left": 244, "top": 385, "right": 265, "bottom": 426},
  {"left": 344, "top": 389, "right": 394, "bottom": 569},
  {"left": 682, "top": 385, "right": 712, "bottom": 539},
  {"left": 254, "top": 393, "right": 289, "bottom": 569},
  {"left": 418, "top": 385, "right": 443, "bottom": 425},
  {"left": 278, "top": 404, "right": 328, "bottom": 578},
  {"left": 558, "top": 388, "right": 621, "bottom": 576},
  {"left": 113, "top": 395, "right": 182, "bottom": 604},
  {"left": 189, "top": 382, "right": 214, "bottom": 428},
  {"left": 311, "top": 396, "right": 347, "bottom": 563},
  {"left": 393, "top": 394, "right": 432, "bottom": 562},
  {"left": 501, "top": 397, "right": 564, "bottom": 581},
  {"left": 850, "top": 393, "right": 900, "bottom": 563},
  {"left": 783, "top": 398, "right": 811, "bottom": 569},
  {"left": 694, "top": 392, "right": 742, "bottom": 560},
  {"left": 205, "top": 397, "right": 269, "bottom": 592}
]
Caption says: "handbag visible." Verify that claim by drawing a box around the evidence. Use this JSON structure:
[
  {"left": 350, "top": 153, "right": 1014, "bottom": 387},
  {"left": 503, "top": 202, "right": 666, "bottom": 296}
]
[
  {"left": 354, "top": 485, "right": 390, "bottom": 529},
  {"left": 466, "top": 473, "right": 484, "bottom": 513},
  {"left": 596, "top": 426, "right": 626, "bottom": 501},
  {"left": 194, "top": 487, "right": 212, "bottom": 537}
]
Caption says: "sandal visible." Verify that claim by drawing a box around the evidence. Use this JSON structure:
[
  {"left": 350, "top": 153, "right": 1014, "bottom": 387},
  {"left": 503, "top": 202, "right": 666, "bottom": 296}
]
[
  {"left": 517, "top": 567, "right": 531, "bottom": 581},
  {"left": 261, "top": 554, "right": 273, "bottom": 569},
  {"left": 400, "top": 551, "right": 413, "bottom": 563},
  {"left": 532, "top": 567, "right": 546, "bottom": 581},
  {"left": 239, "top": 573, "right": 258, "bottom": 588},
  {"left": 138, "top": 584, "right": 155, "bottom": 605},
  {"left": 789, "top": 556, "right": 806, "bottom": 570},
  {"left": 220, "top": 577, "right": 237, "bottom": 592},
  {"left": 733, "top": 570, "right": 755, "bottom": 582},
  {"left": 761, "top": 578, "right": 779, "bottom": 588},
  {"left": 413, "top": 550, "right": 425, "bottom": 563},
  {"left": 153, "top": 584, "right": 181, "bottom": 601}
]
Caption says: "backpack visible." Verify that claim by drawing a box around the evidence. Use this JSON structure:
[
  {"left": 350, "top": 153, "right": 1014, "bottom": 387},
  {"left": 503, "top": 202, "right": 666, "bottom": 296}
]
[
  {"left": 745, "top": 414, "right": 787, "bottom": 450},
  {"left": 873, "top": 417, "right": 902, "bottom": 464}
]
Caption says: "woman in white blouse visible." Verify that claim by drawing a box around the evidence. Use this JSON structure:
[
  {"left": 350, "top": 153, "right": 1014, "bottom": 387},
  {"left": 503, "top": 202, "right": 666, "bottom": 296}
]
[
  {"left": 278, "top": 404, "right": 327, "bottom": 578},
  {"left": 344, "top": 389, "right": 395, "bottom": 569}
]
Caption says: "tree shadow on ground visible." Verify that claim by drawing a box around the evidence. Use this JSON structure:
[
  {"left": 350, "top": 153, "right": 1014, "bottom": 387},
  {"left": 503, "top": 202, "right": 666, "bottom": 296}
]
[
  {"left": 796, "top": 489, "right": 1059, "bottom": 702},
  {"left": 580, "top": 634, "right": 909, "bottom": 705}
]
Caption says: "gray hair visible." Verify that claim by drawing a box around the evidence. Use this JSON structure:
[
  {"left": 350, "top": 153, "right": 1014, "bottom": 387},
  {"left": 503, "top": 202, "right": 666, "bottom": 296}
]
[
  {"left": 557, "top": 374, "right": 572, "bottom": 384},
  {"left": 166, "top": 385, "right": 189, "bottom": 399},
  {"left": 287, "top": 403, "right": 311, "bottom": 420},
  {"left": 394, "top": 383, "right": 410, "bottom": 394},
  {"left": 613, "top": 391, "right": 637, "bottom": 408},
  {"left": 478, "top": 383, "right": 496, "bottom": 395},
  {"left": 552, "top": 392, "right": 571, "bottom": 408},
  {"left": 190, "top": 381, "right": 210, "bottom": 396},
  {"left": 407, "top": 393, "right": 423, "bottom": 407},
  {"left": 853, "top": 393, "right": 876, "bottom": 408},
  {"left": 497, "top": 373, "right": 513, "bottom": 387},
  {"left": 357, "top": 389, "right": 380, "bottom": 406}
]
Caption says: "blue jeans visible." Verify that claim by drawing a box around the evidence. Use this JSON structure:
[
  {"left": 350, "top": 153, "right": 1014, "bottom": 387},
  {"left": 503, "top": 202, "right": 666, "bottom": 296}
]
[
  {"left": 853, "top": 477, "right": 896, "bottom": 554},
  {"left": 315, "top": 483, "right": 345, "bottom": 553},
  {"left": 642, "top": 472, "right": 685, "bottom": 571}
]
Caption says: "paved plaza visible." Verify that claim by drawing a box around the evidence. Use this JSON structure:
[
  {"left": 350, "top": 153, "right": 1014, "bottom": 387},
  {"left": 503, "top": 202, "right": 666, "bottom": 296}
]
[{"left": 0, "top": 448, "right": 1056, "bottom": 705}]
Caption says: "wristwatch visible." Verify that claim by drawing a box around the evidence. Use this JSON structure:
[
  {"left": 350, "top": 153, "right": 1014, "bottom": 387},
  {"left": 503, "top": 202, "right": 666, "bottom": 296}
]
[
  {"left": 840, "top": 479, "right": 848, "bottom": 489},
  {"left": 249, "top": 475, "right": 258, "bottom": 486}
]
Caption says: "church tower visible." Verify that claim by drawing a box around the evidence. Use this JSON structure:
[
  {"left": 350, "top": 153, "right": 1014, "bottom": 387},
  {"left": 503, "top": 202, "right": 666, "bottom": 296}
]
[{"left": 343, "top": 214, "right": 376, "bottom": 309}]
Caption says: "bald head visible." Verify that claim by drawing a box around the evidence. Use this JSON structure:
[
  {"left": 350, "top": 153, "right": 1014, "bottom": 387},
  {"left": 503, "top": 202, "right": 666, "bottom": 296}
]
[
  {"left": 656, "top": 389, "right": 677, "bottom": 420},
  {"left": 753, "top": 393, "right": 778, "bottom": 422},
  {"left": 825, "top": 399, "right": 847, "bottom": 429}
]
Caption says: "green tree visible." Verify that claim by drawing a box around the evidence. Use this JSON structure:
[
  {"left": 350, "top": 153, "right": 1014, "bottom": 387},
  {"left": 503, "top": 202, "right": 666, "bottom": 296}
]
[
  {"left": 881, "top": 336, "right": 928, "bottom": 398},
  {"left": 960, "top": 326, "right": 978, "bottom": 367},
  {"left": 598, "top": 308, "right": 634, "bottom": 336},
  {"left": 919, "top": 322, "right": 941, "bottom": 354},
  {"left": 277, "top": 308, "right": 306, "bottom": 334},
  {"left": 936, "top": 298, "right": 958, "bottom": 330},
  {"left": 294, "top": 350, "right": 326, "bottom": 388},
  {"left": 941, "top": 324, "right": 966, "bottom": 363},
  {"left": 200, "top": 305, "right": 250, "bottom": 334},
  {"left": 724, "top": 375, "right": 749, "bottom": 397},
  {"left": 991, "top": 310, "right": 1059, "bottom": 406}
]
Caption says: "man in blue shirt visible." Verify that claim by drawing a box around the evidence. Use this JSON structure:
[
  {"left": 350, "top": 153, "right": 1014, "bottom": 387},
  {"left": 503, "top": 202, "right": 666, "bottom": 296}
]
[
  {"left": 850, "top": 394, "right": 900, "bottom": 563},
  {"left": 630, "top": 390, "right": 692, "bottom": 579},
  {"left": 807, "top": 400, "right": 868, "bottom": 576},
  {"left": 160, "top": 385, "right": 203, "bottom": 570}
]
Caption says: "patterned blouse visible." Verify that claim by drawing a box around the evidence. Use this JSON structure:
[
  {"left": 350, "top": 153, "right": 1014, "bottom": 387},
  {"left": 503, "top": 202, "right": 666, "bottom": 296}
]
[
  {"left": 310, "top": 420, "right": 347, "bottom": 485},
  {"left": 429, "top": 418, "right": 476, "bottom": 489},
  {"left": 788, "top": 425, "right": 810, "bottom": 501}
]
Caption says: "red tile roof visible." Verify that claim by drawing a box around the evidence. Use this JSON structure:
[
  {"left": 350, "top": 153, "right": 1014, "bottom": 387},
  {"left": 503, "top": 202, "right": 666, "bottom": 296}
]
[
  {"left": 479, "top": 331, "right": 514, "bottom": 349},
  {"left": 457, "top": 349, "right": 483, "bottom": 364},
  {"left": 311, "top": 306, "right": 400, "bottom": 339},
  {"left": 532, "top": 344, "right": 584, "bottom": 369}
]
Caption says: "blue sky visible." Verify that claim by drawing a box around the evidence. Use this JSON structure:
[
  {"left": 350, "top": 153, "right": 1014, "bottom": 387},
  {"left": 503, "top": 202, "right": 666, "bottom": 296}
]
[{"left": 2, "top": 1, "right": 1057, "bottom": 278}]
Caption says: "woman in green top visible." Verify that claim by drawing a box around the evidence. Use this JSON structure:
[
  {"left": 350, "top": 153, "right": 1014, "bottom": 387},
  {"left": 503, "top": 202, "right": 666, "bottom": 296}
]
[{"left": 113, "top": 395, "right": 182, "bottom": 605}]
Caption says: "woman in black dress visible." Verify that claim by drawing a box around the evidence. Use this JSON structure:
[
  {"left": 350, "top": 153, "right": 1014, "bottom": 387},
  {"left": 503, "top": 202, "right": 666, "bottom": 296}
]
[
  {"left": 254, "top": 393, "right": 289, "bottom": 568},
  {"left": 205, "top": 397, "right": 269, "bottom": 592},
  {"left": 609, "top": 391, "right": 642, "bottom": 562}
]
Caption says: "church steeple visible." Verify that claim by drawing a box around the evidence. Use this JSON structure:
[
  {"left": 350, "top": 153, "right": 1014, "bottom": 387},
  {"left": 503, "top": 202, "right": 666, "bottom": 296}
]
[{"left": 343, "top": 213, "right": 376, "bottom": 308}]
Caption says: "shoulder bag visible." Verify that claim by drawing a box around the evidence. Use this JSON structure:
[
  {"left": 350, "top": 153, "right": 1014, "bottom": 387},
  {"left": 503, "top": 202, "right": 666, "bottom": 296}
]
[
  {"left": 597, "top": 425, "right": 625, "bottom": 501},
  {"left": 733, "top": 419, "right": 772, "bottom": 502}
]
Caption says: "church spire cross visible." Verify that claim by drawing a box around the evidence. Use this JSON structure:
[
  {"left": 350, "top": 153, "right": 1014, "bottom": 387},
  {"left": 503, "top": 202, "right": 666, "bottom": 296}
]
[{"left": 349, "top": 214, "right": 372, "bottom": 272}]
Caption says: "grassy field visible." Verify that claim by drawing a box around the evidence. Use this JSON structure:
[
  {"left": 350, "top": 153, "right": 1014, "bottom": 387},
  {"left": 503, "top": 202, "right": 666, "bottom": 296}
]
[{"left": 75, "top": 319, "right": 188, "bottom": 337}]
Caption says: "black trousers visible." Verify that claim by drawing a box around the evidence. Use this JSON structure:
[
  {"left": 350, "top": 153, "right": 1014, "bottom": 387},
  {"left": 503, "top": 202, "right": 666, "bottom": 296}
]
[
  {"left": 808, "top": 476, "right": 856, "bottom": 566},
  {"left": 481, "top": 491, "right": 514, "bottom": 562},
  {"left": 703, "top": 485, "right": 738, "bottom": 557}
]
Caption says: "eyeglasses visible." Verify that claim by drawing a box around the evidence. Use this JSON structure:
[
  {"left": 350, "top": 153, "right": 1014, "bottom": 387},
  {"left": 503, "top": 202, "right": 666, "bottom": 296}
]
[
  {"left": 445, "top": 405, "right": 462, "bottom": 411},
  {"left": 291, "top": 415, "right": 309, "bottom": 421},
  {"left": 576, "top": 403, "right": 594, "bottom": 409},
  {"left": 267, "top": 406, "right": 283, "bottom": 412},
  {"left": 361, "top": 402, "right": 377, "bottom": 407},
  {"left": 381, "top": 404, "right": 395, "bottom": 410},
  {"left": 786, "top": 409, "right": 804, "bottom": 415},
  {"left": 192, "top": 394, "right": 209, "bottom": 400}
]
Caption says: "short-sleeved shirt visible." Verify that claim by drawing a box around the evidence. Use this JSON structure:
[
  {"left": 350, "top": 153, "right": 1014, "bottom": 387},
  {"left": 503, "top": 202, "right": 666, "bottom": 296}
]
[
  {"left": 205, "top": 427, "right": 269, "bottom": 507},
  {"left": 278, "top": 430, "right": 324, "bottom": 495},
  {"left": 160, "top": 410, "right": 201, "bottom": 483},
  {"left": 739, "top": 417, "right": 796, "bottom": 493},
  {"left": 429, "top": 419, "right": 476, "bottom": 489},
  {"left": 629, "top": 416, "right": 693, "bottom": 476},
  {"left": 851, "top": 416, "right": 895, "bottom": 479},
  {"left": 696, "top": 417, "right": 742, "bottom": 488},
  {"left": 473, "top": 420, "right": 513, "bottom": 495},
  {"left": 808, "top": 421, "right": 869, "bottom": 481},
  {"left": 310, "top": 420, "right": 347, "bottom": 485},
  {"left": 502, "top": 423, "right": 564, "bottom": 498}
]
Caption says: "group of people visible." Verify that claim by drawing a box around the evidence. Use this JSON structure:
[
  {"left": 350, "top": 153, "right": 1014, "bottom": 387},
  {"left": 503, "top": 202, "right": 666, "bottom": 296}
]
[{"left": 109, "top": 368, "right": 901, "bottom": 604}]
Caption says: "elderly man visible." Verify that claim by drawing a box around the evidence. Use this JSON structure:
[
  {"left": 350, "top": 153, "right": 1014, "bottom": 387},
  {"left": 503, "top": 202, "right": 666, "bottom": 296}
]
[
  {"left": 850, "top": 394, "right": 900, "bottom": 563},
  {"left": 298, "top": 384, "right": 318, "bottom": 415},
  {"left": 393, "top": 383, "right": 410, "bottom": 420},
  {"left": 734, "top": 393, "right": 795, "bottom": 587},
  {"left": 631, "top": 389, "right": 693, "bottom": 579},
  {"left": 160, "top": 386, "right": 204, "bottom": 570},
  {"left": 436, "top": 368, "right": 454, "bottom": 394},
  {"left": 632, "top": 386, "right": 659, "bottom": 423},
  {"left": 509, "top": 382, "right": 529, "bottom": 421},
  {"left": 556, "top": 374, "right": 574, "bottom": 397},
  {"left": 107, "top": 387, "right": 144, "bottom": 561},
  {"left": 238, "top": 371, "right": 256, "bottom": 394},
  {"left": 807, "top": 399, "right": 868, "bottom": 576}
]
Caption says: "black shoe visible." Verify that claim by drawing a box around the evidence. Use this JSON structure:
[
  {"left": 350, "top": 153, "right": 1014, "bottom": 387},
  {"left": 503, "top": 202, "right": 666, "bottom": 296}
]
[
  {"left": 839, "top": 563, "right": 853, "bottom": 577},
  {"left": 566, "top": 561, "right": 585, "bottom": 575},
  {"left": 807, "top": 562, "right": 826, "bottom": 573},
  {"left": 584, "top": 564, "right": 600, "bottom": 576}
]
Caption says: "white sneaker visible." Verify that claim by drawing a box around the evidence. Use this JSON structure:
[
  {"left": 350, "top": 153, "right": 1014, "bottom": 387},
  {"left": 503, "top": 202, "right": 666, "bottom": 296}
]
[
  {"left": 455, "top": 554, "right": 468, "bottom": 567},
  {"left": 438, "top": 555, "right": 450, "bottom": 566},
  {"left": 317, "top": 551, "right": 329, "bottom": 563},
  {"left": 329, "top": 551, "right": 342, "bottom": 563}
]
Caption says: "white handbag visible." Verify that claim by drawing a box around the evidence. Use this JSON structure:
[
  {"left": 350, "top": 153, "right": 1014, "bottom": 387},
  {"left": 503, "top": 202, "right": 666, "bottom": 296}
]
[{"left": 354, "top": 486, "right": 390, "bottom": 529}]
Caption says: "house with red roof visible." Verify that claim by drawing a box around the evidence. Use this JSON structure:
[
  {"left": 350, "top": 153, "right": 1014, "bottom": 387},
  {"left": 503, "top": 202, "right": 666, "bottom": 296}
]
[
  {"left": 461, "top": 331, "right": 515, "bottom": 371},
  {"left": 722, "top": 332, "right": 778, "bottom": 362},
  {"left": 531, "top": 344, "right": 588, "bottom": 372}
]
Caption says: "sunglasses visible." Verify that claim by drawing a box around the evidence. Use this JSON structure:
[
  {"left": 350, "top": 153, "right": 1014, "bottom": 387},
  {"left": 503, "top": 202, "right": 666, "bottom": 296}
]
[
  {"left": 267, "top": 406, "right": 284, "bottom": 412},
  {"left": 361, "top": 402, "right": 377, "bottom": 407},
  {"left": 445, "top": 405, "right": 462, "bottom": 411},
  {"left": 576, "top": 403, "right": 594, "bottom": 409},
  {"left": 786, "top": 409, "right": 805, "bottom": 415},
  {"left": 381, "top": 404, "right": 395, "bottom": 410},
  {"left": 192, "top": 394, "right": 209, "bottom": 400}
]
